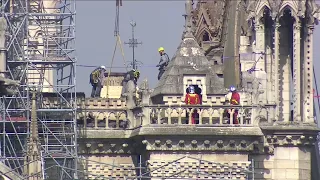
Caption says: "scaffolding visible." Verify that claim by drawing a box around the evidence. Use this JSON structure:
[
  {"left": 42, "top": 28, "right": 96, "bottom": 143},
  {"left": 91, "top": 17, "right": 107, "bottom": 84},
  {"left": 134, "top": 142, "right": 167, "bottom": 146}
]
[{"left": 0, "top": 0, "right": 77, "bottom": 179}]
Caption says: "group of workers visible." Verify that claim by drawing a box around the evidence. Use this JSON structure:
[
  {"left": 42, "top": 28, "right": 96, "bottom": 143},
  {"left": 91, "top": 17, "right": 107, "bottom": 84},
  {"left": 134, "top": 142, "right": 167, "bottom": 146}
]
[
  {"left": 89, "top": 47, "right": 170, "bottom": 97},
  {"left": 89, "top": 65, "right": 141, "bottom": 98},
  {"left": 89, "top": 47, "right": 241, "bottom": 124}
]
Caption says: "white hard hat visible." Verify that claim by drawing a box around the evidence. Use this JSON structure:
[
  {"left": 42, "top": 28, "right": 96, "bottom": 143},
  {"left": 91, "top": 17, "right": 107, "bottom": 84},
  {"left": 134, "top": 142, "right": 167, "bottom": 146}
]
[
  {"left": 230, "top": 86, "right": 236, "bottom": 92},
  {"left": 100, "top": 65, "right": 106, "bottom": 69}
]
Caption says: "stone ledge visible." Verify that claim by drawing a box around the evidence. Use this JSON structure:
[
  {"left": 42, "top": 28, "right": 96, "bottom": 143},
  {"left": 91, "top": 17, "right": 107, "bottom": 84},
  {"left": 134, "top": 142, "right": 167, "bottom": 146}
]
[
  {"left": 138, "top": 125, "right": 263, "bottom": 136},
  {"left": 260, "top": 125, "right": 319, "bottom": 132},
  {"left": 0, "top": 161, "right": 24, "bottom": 180},
  {"left": 79, "top": 126, "right": 263, "bottom": 139},
  {"left": 78, "top": 129, "right": 132, "bottom": 139}
]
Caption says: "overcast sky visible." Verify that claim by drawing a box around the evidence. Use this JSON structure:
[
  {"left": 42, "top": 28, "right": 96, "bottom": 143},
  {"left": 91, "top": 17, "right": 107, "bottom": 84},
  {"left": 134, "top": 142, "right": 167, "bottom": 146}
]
[{"left": 76, "top": 1, "right": 320, "bottom": 98}]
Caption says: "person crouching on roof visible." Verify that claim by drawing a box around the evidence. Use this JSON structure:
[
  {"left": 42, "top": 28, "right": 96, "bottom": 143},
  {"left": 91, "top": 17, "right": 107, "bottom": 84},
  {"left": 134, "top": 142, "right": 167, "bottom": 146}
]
[
  {"left": 228, "top": 86, "right": 240, "bottom": 124},
  {"left": 184, "top": 86, "right": 200, "bottom": 124},
  {"left": 121, "top": 69, "right": 140, "bottom": 96},
  {"left": 89, "top": 66, "right": 106, "bottom": 98}
]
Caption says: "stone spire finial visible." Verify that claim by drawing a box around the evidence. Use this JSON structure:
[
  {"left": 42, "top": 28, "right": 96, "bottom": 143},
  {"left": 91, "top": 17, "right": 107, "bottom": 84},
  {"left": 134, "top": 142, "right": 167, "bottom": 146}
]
[
  {"left": 31, "top": 91, "right": 38, "bottom": 139},
  {"left": 24, "top": 90, "right": 43, "bottom": 180},
  {"left": 184, "top": 0, "right": 193, "bottom": 37}
]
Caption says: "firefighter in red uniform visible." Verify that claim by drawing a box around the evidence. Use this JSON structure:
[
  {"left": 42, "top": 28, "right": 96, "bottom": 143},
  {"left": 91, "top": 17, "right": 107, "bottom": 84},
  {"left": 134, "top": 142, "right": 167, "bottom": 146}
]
[
  {"left": 229, "top": 86, "right": 240, "bottom": 124},
  {"left": 185, "top": 86, "right": 200, "bottom": 124}
]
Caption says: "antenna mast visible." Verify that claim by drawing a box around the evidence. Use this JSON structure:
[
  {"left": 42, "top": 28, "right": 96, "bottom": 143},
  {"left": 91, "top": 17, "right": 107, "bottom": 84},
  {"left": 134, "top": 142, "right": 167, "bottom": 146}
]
[{"left": 125, "top": 21, "right": 142, "bottom": 70}]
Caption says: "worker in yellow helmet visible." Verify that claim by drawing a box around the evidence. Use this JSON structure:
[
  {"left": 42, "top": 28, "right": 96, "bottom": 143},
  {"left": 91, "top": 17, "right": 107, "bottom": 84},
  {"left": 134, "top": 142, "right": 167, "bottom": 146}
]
[{"left": 156, "top": 47, "right": 170, "bottom": 80}]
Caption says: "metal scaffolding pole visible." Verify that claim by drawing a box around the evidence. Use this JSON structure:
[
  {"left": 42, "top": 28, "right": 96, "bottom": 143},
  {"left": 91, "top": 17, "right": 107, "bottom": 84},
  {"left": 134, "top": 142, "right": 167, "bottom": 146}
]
[{"left": 0, "top": 0, "right": 77, "bottom": 179}]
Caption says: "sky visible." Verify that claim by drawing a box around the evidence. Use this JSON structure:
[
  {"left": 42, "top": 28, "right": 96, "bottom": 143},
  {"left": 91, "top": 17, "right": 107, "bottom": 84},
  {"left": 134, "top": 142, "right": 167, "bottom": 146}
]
[
  {"left": 76, "top": 1, "right": 185, "bottom": 95},
  {"left": 76, "top": 1, "right": 320, "bottom": 99}
]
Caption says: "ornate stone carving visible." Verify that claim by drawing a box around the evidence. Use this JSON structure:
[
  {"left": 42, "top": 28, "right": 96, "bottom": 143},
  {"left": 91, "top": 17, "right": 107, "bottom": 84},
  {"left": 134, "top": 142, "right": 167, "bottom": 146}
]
[
  {"left": 238, "top": 0, "right": 252, "bottom": 36},
  {"left": 84, "top": 163, "right": 136, "bottom": 179},
  {"left": 193, "top": 0, "right": 227, "bottom": 43},
  {"left": 137, "top": 79, "right": 152, "bottom": 106},
  {"left": 263, "top": 134, "right": 317, "bottom": 154},
  {"left": 147, "top": 158, "right": 251, "bottom": 179},
  {"left": 79, "top": 142, "right": 136, "bottom": 154},
  {"left": 141, "top": 138, "right": 259, "bottom": 152},
  {"left": 268, "top": 0, "right": 283, "bottom": 19}
]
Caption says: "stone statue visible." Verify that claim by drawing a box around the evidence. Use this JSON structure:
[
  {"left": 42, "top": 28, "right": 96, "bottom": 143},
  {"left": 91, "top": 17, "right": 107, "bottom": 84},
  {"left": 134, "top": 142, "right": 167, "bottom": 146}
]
[
  {"left": 138, "top": 79, "right": 152, "bottom": 106},
  {"left": 121, "top": 69, "right": 140, "bottom": 109}
]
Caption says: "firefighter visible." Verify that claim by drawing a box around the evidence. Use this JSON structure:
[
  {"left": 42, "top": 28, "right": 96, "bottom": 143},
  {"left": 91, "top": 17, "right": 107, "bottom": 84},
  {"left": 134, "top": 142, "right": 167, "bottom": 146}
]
[
  {"left": 156, "top": 47, "right": 170, "bottom": 80},
  {"left": 89, "top": 66, "right": 106, "bottom": 98},
  {"left": 229, "top": 86, "right": 240, "bottom": 124},
  {"left": 184, "top": 86, "right": 200, "bottom": 124}
]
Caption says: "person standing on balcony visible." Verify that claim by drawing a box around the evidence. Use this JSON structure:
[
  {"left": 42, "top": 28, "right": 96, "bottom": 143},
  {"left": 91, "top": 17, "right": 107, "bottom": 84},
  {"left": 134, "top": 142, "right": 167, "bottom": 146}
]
[
  {"left": 184, "top": 86, "right": 200, "bottom": 124},
  {"left": 229, "top": 86, "right": 240, "bottom": 124},
  {"left": 156, "top": 47, "right": 170, "bottom": 80},
  {"left": 89, "top": 65, "right": 106, "bottom": 98}
]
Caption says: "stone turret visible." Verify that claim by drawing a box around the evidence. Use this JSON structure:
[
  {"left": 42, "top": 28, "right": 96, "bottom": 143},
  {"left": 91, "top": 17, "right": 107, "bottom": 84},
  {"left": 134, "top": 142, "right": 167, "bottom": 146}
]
[{"left": 151, "top": 0, "right": 226, "bottom": 105}]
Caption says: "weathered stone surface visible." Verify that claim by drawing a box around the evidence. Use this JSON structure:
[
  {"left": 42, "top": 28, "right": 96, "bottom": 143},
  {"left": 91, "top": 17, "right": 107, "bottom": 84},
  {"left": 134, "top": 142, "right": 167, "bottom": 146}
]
[{"left": 151, "top": 33, "right": 226, "bottom": 99}]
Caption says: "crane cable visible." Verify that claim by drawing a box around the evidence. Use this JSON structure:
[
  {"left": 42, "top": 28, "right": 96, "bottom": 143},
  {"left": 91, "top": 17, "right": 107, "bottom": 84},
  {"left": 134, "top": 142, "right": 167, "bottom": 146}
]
[{"left": 106, "top": 0, "right": 127, "bottom": 98}]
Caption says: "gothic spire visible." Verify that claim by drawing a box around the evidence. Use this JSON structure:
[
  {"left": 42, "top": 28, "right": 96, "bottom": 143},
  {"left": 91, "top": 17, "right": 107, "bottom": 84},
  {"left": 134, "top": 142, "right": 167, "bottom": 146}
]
[
  {"left": 184, "top": 0, "right": 193, "bottom": 37},
  {"left": 24, "top": 90, "right": 43, "bottom": 180}
]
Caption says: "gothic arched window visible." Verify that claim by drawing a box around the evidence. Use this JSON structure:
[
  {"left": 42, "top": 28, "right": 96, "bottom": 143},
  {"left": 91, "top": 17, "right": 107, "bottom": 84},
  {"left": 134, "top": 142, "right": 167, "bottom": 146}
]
[{"left": 202, "top": 31, "right": 210, "bottom": 41}]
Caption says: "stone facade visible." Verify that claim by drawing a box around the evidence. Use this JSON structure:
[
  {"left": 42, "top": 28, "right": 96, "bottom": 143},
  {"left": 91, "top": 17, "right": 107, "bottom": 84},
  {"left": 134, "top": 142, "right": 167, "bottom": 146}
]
[{"left": 72, "top": 0, "right": 320, "bottom": 179}]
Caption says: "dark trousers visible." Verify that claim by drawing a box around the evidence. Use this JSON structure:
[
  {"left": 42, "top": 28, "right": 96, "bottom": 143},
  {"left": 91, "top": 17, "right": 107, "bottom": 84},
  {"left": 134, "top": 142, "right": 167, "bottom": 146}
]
[
  {"left": 158, "top": 68, "right": 165, "bottom": 80},
  {"left": 91, "top": 83, "right": 102, "bottom": 98}
]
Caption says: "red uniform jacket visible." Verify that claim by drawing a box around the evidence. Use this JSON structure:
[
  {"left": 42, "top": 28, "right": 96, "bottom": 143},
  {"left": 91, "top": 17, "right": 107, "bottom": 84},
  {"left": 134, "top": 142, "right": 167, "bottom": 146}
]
[
  {"left": 230, "top": 92, "right": 240, "bottom": 105},
  {"left": 185, "top": 93, "right": 200, "bottom": 105}
]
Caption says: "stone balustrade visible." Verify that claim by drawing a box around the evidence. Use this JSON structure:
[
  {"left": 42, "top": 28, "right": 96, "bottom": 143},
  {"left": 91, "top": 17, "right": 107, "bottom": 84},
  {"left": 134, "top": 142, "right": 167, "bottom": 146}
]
[
  {"left": 145, "top": 105, "right": 252, "bottom": 125},
  {"left": 77, "top": 103, "right": 276, "bottom": 129},
  {"left": 77, "top": 110, "right": 128, "bottom": 129},
  {"left": 42, "top": 97, "right": 127, "bottom": 109}
]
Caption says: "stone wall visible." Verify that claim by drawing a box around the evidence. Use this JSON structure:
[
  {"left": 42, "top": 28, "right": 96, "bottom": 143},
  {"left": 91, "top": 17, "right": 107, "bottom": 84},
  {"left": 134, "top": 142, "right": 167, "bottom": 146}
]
[
  {"left": 147, "top": 153, "right": 251, "bottom": 179},
  {"left": 79, "top": 155, "right": 137, "bottom": 180},
  {"left": 251, "top": 147, "right": 312, "bottom": 180}
]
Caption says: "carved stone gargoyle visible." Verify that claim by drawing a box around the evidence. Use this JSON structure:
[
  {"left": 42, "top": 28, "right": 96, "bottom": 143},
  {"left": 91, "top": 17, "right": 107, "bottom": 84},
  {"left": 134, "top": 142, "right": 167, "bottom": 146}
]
[
  {"left": 137, "top": 79, "right": 152, "bottom": 106},
  {"left": 0, "top": 76, "right": 20, "bottom": 96},
  {"left": 0, "top": 17, "right": 20, "bottom": 96}
]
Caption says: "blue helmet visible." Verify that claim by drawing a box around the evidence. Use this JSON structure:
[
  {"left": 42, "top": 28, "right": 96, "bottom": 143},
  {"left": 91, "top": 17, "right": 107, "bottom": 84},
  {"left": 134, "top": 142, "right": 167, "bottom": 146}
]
[
  {"left": 230, "top": 86, "right": 236, "bottom": 92},
  {"left": 188, "top": 86, "right": 195, "bottom": 94}
]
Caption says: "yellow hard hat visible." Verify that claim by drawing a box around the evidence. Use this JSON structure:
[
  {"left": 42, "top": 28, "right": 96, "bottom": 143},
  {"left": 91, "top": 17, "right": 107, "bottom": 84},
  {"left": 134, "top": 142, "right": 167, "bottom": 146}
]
[
  {"left": 133, "top": 70, "right": 140, "bottom": 78},
  {"left": 158, "top": 47, "right": 164, "bottom": 52}
]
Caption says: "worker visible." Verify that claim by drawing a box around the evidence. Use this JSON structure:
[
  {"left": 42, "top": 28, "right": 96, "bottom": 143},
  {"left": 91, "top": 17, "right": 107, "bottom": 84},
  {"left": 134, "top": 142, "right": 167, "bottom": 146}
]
[
  {"left": 228, "top": 86, "right": 240, "bottom": 124},
  {"left": 132, "top": 69, "right": 140, "bottom": 83},
  {"left": 184, "top": 85, "right": 200, "bottom": 124},
  {"left": 121, "top": 69, "right": 140, "bottom": 95},
  {"left": 89, "top": 65, "right": 106, "bottom": 98},
  {"left": 156, "top": 47, "right": 170, "bottom": 80}
]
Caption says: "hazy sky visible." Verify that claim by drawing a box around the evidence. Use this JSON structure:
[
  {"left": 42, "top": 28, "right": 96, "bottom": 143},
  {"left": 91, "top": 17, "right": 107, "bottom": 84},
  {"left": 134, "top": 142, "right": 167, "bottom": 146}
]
[
  {"left": 76, "top": 1, "right": 185, "bottom": 95},
  {"left": 76, "top": 1, "right": 320, "bottom": 97}
]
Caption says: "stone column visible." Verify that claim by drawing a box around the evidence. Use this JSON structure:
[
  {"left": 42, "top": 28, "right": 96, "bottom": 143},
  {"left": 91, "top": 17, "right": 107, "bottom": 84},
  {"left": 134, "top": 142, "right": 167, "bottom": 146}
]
[
  {"left": 254, "top": 22, "right": 265, "bottom": 71},
  {"left": 303, "top": 25, "right": 314, "bottom": 123},
  {"left": 273, "top": 22, "right": 280, "bottom": 120},
  {"left": 253, "top": 22, "right": 268, "bottom": 106},
  {"left": 293, "top": 22, "right": 302, "bottom": 121},
  {"left": 0, "top": 18, "right": 6, "bottom": 78}
]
